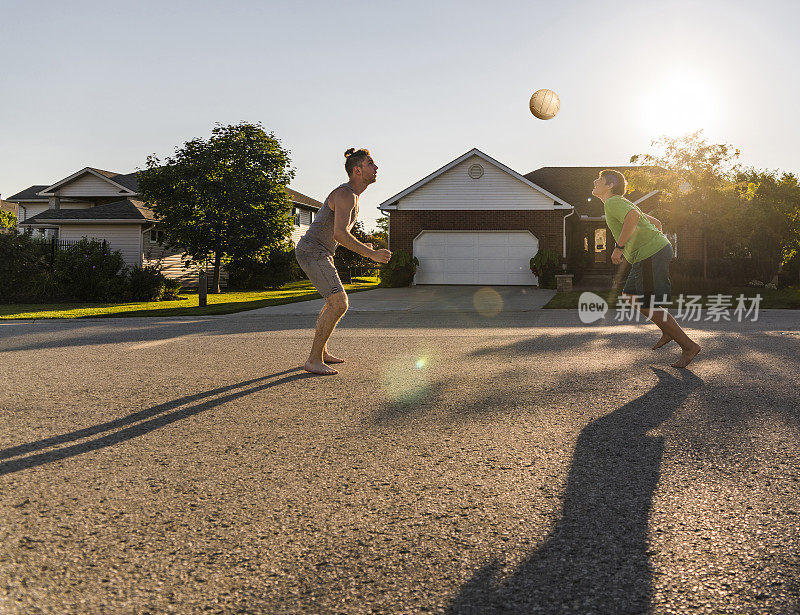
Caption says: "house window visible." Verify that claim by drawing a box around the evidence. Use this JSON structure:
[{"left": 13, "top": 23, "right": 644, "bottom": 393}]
[
  {"left": 292, "top": 207, "right": 301, "bottom": 227},
  {"left": 149, "top": 229, "right": 165, "bottom": 244}
]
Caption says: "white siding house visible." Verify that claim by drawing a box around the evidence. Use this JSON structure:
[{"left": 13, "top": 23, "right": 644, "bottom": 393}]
[{"left": 9, "top": 167, "right": 322, "bottom": 288}]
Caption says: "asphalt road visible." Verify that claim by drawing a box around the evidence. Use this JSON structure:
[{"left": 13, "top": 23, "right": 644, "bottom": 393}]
[{"left": 1, "top": 308, "right": 799, "bottom": 614}]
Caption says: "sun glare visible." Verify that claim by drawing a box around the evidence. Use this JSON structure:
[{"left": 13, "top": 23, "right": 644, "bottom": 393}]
[{"left": 638, "top": 70, "right": 719, "bottom": 137}]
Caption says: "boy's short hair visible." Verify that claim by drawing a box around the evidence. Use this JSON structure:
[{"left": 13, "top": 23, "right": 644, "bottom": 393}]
[{"left": 600, "top": 169, "right": 627, "bottom": 196}]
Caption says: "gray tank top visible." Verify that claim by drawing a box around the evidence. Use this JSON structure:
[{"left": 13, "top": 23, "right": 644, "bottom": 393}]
[{"left": 298, "top": 183, "right": 359, "bottom": 255}]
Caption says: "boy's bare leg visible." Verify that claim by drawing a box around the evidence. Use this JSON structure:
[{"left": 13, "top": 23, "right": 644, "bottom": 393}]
[
  {"left": 304, "top": 293, "right": 349, "bottom": 375},
  {"left": 634, "top": 299, "right": 701, "bottom": 368}
]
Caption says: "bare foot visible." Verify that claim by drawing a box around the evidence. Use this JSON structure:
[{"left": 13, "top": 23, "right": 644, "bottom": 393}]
[
  {"left": 671, "top": 343, "right": 701, "bottom": 369},
  {"left": 323, "top": 352, "right": 345, "bottom": 364},
  {"left": 653, "top": 333, "right": 674, "bottom": 349},
  {"left": 303, "top": 360, "right": 339, "bottom": 375}
]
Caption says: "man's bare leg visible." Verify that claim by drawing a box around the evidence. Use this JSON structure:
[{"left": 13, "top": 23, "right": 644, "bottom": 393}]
[
  {"left": 304, "top": 293, "right": 349, "bottom": 375},
  {"left": 314, "top": 304, "right": 345, "bottom": 363},
  {"left": 634, "top": 298, "right": 701, "bottom": 368}
]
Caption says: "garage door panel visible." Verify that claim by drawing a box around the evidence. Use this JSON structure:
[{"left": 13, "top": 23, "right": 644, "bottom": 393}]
[
  {"left": 477, "top": 246, "right": 509, "bottom": 259},
  {"left": 414, "top": 231, "right": 540, "bottom": 286},
  {"left": 446, "top": 260, "right": 474, "bottom": 274},
  {"left": 478, "top": 259, "right": 513, "bottom": 274},
  {"left": 446, "top": 245, "right": 475, "bottom": 259},
  {"left": 508, "top": 246, "right": 534, "bottom": 259}
]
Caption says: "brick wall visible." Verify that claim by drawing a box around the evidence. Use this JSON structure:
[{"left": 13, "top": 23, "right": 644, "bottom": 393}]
[{"left": 389, "top": 210, "right": 568, "bottom": 259}]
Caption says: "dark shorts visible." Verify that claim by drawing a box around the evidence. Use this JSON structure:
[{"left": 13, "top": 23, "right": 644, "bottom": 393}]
[
  {"left": 295, "top": 241, "right": 345, "bottom": 299},
  {"left": 622, "top": 242, "right": 673, "bottom": 306}
]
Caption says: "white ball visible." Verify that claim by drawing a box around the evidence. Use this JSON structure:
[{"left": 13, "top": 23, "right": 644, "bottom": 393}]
[{"left": 530, "top": 89, "right": 560, "bottom": 120}]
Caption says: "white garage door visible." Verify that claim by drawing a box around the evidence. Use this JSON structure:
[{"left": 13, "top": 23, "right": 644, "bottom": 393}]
[{"left": 413, "top": 231, "right": 539, "bottom": 285}]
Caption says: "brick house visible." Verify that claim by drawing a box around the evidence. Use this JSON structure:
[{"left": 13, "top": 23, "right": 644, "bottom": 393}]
[
  {"left": 379, "top": 149, "right": 573, "bottom": 285},
  {"left": 381, "top": 151, "right": 704, "bottom": 286}
]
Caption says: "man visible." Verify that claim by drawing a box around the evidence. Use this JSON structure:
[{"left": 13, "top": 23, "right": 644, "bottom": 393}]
[
  {"left": 295, "top": 148, "right": 392, "bottom": 375},
  {"left": 592, "top": 170, "right": 701, "bottom": 368}
]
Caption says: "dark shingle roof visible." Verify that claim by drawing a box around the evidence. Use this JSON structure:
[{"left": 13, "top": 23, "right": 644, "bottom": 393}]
[
  {"left": 19, "top": 199, "right": 155, "bottom": 224},
  {"left": 105, "top": 171, "right": 139, "bottom": 192},
  {"left": 287, "top": 187, "right": 322, "bottom": 211},
  {"left": 525, "top": 166, "right": 656, "bottom": 217},
  {"left": 6, "top": 185, "right": 50, "bottom": 201}
]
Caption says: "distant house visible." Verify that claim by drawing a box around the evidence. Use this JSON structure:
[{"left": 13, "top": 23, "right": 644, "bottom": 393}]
[
  {"left": 7, "top": 167, "right": 322, "bottom": 287},
  {"left": 0, "top": 200, "right": 18, "bottom": 216},
  {"left": 380, "top": 149, "right": 702, "bottom": 286}
]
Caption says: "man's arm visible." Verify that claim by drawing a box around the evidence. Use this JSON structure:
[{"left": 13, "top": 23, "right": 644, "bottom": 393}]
[{"left": 331, "top": 189, "right": 391, "bottom": 263}]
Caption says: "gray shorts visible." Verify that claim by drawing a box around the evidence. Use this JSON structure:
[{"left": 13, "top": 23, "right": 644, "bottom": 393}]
[{"left": 295, "top": 242, "right": 345, "bottom": 298}]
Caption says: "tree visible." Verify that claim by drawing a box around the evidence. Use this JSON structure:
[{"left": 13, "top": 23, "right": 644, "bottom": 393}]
[
  {"left": 732, "top": 169, "right": 800, "bottom": 282},
  {"left": 138, "top": 122, "right": 295, "bottom": 293},
  {"left": 372, "top": 216, "right": 389, "bottom": 250},
  {"left": 628, "top": 130, "right": 741, "bottom": 279},
  {"left": 333, "top": 221, "right": 379, "bottom": 283},
  {"left": 0, "top": 210, "right": 17, "bottom": 229}
]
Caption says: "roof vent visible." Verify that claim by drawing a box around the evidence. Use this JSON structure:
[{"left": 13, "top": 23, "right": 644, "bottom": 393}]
[{"left": 468, "top": 164, "right": 484, "bottom": 179}]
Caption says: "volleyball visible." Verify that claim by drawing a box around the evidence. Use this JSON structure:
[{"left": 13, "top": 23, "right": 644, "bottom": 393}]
[{"left": 529, "top": 89, "right": 560, "bottom": 120}]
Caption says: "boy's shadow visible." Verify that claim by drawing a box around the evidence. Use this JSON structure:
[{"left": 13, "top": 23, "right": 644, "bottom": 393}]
[{"left": 449, "top": 368, "right": 703, "bottom": 614}]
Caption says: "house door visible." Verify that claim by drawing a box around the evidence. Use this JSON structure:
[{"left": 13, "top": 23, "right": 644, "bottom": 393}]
[{"left": 594, "top": 228, "right": 608, "bottom": 264}]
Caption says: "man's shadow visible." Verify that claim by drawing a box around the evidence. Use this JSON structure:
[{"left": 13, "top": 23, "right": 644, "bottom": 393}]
[
  {"left": 0, "top": 368, "right": 312, "bottom": 476},
  {"left": 448, "top": 368, "right": 703, "bottom": 614}
]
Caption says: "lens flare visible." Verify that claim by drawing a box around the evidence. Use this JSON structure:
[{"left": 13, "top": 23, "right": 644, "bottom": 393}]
[
  {"left": 381, "top": 350, "right": 437, "bottom": 405},
  {"left": 473, "top": 287, "right": 503, "bottom": 317}
]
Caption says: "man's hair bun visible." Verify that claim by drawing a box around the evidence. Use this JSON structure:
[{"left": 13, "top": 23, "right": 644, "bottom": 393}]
[{"left": 343, "top": 148, "right": 371, "bottom": 175}]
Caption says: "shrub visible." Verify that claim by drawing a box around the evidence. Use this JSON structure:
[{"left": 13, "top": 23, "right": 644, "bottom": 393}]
[
  {"left": 51, "top": 238, "right": 129, "bottom": 302},
  {"left": 531, "top": 248, "right": 560, "bottom": 289},
  {"left": 129, "top": 264, "right": 166, "bottom": 301},
  {"left": 379, "top": 250, "right": 419, "bottom": 287},
  {"left": 0, "top": 231, "right": 50, "bottom": 303},
  {"left": 162, "top": 278, "right": 183, "bottom": 300},
  {"left": 228, "top": 243, "right": 298, "bottom": 290}
]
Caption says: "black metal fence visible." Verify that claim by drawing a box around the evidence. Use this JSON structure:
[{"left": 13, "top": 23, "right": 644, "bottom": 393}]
[{"left": 31, "top": 236, "right": 107, "bottom": 264}]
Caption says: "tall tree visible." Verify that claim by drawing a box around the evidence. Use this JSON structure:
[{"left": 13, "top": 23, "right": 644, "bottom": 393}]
[
  {"left": 628, "top": 131, "right": 740, "bottom": 279},
  {"left": 138, "top": 122, "right": 295, "bottom": 292},
  {"left": 732, "top": 169, "right": 800, "bottom": 281}
]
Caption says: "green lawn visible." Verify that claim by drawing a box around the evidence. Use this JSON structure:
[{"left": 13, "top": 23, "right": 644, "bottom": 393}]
[
  {"left": 543, "top": 286, "right": 800, "bottom": 310},
  {"left": 0, "top": 277, "right": 380, "bottom": 319}
]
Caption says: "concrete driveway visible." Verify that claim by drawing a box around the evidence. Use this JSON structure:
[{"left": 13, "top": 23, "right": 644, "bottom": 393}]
[{"left": 243, "top": 285, "right": 555, "bottom": 315}]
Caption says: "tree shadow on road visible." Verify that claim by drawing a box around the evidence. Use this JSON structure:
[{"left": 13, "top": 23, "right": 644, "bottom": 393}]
[
  {"left": 447, "top": 368, "right": 703, "bottom": 614},
  {"left": 0, "top": 368, "right": 312, "bottom": 476}
]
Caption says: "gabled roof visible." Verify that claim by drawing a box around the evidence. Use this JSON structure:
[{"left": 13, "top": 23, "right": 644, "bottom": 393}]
[
  {"left": 524, "top": 166, "right": 660, "bottom": 217},
  {"left": 379, "top": 148, "right": 573, "bottom": 210},
  {"left": 38, "top": 167, "right": 139, "bottom": 196},
  {"left": 287, "top": 187, "right": 322, "bottom": 211},
  {"left": 6, "top": 185, "right": 50, "bottom": 202},
  {"left": 19, "top": 199, "right": 155, "bottom": 225}
]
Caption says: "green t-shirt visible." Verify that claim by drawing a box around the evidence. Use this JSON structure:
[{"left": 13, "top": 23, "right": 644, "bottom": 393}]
[{"left": 603, "top": 195, "right": 670, "bottom": 264}]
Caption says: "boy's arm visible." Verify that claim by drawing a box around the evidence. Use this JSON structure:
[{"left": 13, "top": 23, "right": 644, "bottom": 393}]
[
  {"left": 616, "top": 209, "right": 642, "bottom": 247},
  {"left": 610, "top": 209, "right": 641, "bottom": 264},
  {"left": 644, "top": 213, "right": 663, "bottom": 231}
]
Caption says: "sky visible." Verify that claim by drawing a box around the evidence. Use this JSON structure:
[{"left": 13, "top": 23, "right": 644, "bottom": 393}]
[{"left": 2, "top": 0, "right": 799, "bottom": 229}]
